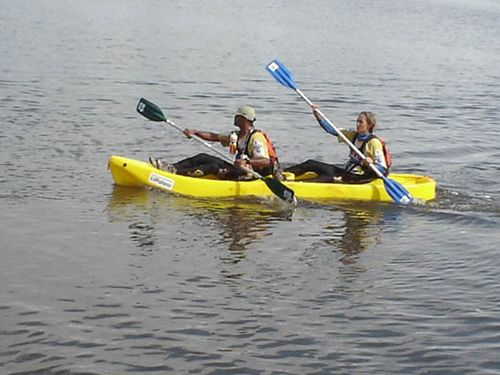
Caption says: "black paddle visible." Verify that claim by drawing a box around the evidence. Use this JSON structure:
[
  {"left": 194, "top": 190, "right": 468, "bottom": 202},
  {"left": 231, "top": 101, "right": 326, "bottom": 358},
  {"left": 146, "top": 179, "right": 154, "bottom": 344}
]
[
  {"left": 266, "top": 59, "right": 413, "bottom": 206},
  {"left": 136, "top": 98, "right": 297, "bottom": 206}
]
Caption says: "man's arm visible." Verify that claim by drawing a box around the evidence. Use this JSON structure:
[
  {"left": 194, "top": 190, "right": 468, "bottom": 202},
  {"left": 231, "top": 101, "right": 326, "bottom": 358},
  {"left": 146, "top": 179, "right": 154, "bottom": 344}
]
[{"left": 183, "top": 129, "right": 230, "bottom": 145}]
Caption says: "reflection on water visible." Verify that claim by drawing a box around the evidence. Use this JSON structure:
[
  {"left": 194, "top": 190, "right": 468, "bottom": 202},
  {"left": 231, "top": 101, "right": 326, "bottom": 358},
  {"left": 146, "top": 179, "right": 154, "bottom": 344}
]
[
  {"left": 323, "top": 204, "right": 385, "bottom": 263},
  {"left": 128, "top": 222, "right": 155, "bottom": 249},
  {"left": 106, "top": 186, "right": 399, "bottom": 268},
  {"left": 297, "top": 201, "right": 401, "bottom": 284},
  {"left": 106, "top": 186, "right": 152, "bottom": 222},
  {"left": 106, "top": 186, "right": 159, "bottom": 253},
  {"left": 106, "top": 186, "right": 293, "bottom": 256}
]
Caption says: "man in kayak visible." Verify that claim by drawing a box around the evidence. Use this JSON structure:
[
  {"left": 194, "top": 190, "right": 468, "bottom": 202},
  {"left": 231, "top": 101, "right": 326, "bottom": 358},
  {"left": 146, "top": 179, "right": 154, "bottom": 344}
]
[
  {"left": 149, "top": 105, "right": 282, "bottom": 180},
  {"left": 284, "top": 106, "right": 389, "bottom": 183}
]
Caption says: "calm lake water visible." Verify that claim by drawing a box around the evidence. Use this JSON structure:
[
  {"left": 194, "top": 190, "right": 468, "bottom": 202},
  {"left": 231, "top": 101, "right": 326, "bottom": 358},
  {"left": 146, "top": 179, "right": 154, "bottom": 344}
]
[{"left": 1, "top": 0, "right": 499, "bottom": 374}]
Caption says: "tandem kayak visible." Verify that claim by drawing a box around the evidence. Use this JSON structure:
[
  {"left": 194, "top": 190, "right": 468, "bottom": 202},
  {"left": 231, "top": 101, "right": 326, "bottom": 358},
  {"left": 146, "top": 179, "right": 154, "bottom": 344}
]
[{"left": 108, "top": 155, "right": 436, "bottom": 203}]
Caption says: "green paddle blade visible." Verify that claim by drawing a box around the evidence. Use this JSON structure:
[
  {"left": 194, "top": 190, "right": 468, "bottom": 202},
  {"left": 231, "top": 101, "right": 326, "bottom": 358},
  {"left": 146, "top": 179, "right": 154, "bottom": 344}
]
[
  {"left": 137, "top": 98, "right": 166, "bottom": 122},
  {"left": 262, "top": 177, "right": 297, "bottom": 205}
]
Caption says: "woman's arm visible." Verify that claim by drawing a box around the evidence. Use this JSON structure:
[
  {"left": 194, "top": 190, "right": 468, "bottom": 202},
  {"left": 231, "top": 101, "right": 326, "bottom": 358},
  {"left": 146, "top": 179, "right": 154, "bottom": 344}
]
[{"left": 312, "top": 104, "right": 338, "bottom": 136}]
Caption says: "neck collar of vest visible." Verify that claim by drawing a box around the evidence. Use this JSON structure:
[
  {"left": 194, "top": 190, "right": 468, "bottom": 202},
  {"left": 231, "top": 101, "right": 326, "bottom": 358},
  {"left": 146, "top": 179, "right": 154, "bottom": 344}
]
[{"left": 357, "top": 132, "right": 371, "bottom": 141}]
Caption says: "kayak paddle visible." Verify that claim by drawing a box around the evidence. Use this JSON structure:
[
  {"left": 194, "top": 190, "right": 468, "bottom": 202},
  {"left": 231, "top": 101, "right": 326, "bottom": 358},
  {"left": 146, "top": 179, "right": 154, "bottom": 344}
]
[
  {"left": 136, "top": 98, "right": 297, "bottom": 206},
  {"left": 266, "top": 59, "right": 413, "bottom": 206}
]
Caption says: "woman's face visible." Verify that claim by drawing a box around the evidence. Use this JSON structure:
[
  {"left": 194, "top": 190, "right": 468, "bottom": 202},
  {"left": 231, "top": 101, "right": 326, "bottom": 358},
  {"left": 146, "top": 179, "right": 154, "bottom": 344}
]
[{"left": 356, "top": 113, "right": 370, "bottom": 133}]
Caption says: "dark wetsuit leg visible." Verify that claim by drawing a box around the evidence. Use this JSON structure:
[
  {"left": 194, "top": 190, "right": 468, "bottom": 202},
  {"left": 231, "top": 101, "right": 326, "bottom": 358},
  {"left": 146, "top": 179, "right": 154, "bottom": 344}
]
[
  {"left": 285, "top": 159, "right": 377, "bottom": 184},
  {"left": 340, "top": 170, "right": 377, "bottom": 184},
  {"left": 284, "top": 159, "right": 344, "bottom": 177},
  {"left": 173, "top": 153, "right": 233, "bottom": 175}
]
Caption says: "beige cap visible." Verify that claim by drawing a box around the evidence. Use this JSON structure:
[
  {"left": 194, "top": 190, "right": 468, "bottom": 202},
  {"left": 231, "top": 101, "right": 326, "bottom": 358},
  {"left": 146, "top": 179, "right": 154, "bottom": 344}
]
[{"left": 235, "top": 105, "right": 256, "bottom": 122}]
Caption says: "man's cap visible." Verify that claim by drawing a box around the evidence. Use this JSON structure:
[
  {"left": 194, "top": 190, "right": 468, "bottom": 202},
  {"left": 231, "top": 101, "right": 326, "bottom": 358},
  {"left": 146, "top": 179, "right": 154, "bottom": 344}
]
[{"left": 235, "top": 105, "right": 256, "bottom": 122}]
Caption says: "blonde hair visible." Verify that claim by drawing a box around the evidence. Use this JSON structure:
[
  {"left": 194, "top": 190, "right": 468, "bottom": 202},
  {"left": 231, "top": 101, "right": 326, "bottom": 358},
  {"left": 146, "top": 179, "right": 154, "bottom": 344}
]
[{"left": 359, "top": 111, "right": 377, "bottom": 133}]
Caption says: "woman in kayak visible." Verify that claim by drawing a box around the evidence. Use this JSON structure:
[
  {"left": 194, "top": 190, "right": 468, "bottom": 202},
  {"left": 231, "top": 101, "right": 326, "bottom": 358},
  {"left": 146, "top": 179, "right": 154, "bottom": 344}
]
[
  {"left": 149, "top": 105, "right": 282, "bottom": 180},
  {"left": 284, "top": 106, "right": 389, "bottom": 183}
]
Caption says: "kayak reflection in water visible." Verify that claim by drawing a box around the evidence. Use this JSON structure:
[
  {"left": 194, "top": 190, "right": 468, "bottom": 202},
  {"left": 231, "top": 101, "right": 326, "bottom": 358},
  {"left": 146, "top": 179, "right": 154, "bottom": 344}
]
[
  {"left": 149, "top": 105, "right": 283, "bottom": 181},
  {"left": 285, "top": 105, "right": 390, "bottom": 184}
]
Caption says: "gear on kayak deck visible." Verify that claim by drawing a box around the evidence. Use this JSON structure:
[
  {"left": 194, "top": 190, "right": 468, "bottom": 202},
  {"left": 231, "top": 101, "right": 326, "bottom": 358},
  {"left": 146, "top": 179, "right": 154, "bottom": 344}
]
[{"left": 149, "top": 157, "right": 177, "bottom": 173}]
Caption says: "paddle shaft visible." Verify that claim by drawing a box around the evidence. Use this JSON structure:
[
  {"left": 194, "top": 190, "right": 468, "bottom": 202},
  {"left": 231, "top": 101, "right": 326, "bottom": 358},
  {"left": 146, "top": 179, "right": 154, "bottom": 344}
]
[
  {"left": 165, "top": 119, "right": 270, "bottom": 181},
  {"left": 293, "top": 88, "right": 386, "bottom": 180}
]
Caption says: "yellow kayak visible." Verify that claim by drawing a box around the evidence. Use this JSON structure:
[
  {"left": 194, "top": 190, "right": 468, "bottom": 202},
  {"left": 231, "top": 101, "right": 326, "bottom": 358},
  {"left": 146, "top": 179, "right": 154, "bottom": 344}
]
[{"left": 108, "top": 155, "right": 436, "bottom": 203}]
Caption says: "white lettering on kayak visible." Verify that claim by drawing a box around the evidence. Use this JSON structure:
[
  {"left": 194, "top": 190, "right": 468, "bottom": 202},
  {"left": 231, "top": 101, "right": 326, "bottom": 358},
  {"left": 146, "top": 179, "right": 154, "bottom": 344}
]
[{"left": 149, "top": 173, "right": 174, "bottom": 191}]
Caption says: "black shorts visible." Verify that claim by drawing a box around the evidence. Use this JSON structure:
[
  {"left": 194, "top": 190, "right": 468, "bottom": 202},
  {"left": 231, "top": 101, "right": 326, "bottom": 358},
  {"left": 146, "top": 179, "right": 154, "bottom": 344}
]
[{"left": 284, "top": 159, "right": 376, "bottom": 184}]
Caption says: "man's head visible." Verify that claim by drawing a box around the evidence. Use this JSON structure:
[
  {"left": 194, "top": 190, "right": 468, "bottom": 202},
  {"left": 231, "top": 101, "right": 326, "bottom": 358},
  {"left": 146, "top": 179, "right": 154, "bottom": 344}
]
[{"left": 234, "top": 105, "right": 256, "bottom": 128}]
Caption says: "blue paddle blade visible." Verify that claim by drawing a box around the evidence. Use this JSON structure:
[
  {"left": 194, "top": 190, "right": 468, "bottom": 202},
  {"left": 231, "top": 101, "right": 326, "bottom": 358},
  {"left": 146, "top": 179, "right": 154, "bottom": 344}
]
[
  {"left": 382, "top": 176, "right": 413, "bottom": 205},
  {"left": 266, "top": 59, "right": 297, "bottom": 90}
]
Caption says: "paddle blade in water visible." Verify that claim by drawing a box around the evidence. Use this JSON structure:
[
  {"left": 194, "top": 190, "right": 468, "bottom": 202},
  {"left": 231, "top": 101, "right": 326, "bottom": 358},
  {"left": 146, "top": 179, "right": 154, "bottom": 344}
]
[
  {"left": 266, "top": 59, "right": 297, "bottom": 90},
  {"left": 137, "top": 98, "right": 166, "bottom": 122},
  {"left": 383, "top": 177, "right": 413, "bottom": 205},
  {"left": 262, "top": 176, "right": 297, "bottom": 205}
]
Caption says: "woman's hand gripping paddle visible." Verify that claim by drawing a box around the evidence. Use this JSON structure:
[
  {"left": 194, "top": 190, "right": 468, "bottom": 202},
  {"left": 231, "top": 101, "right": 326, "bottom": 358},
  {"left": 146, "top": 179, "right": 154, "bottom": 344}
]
[
  {"left": 266, "top": 60, "right": 413, "bottom": 206},
  {"left": 136, "top": 98, "right": 297, "bottom": 206}
]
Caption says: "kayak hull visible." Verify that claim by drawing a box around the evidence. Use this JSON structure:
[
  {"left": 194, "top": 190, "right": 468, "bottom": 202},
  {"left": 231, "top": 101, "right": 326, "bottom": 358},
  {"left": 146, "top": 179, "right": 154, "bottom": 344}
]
[{"left": 108, "top": 155, "right": 436, "bottom": 203}]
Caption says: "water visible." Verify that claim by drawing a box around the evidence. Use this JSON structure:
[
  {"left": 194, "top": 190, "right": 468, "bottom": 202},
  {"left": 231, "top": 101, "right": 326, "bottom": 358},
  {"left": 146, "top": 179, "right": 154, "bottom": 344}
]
[{"left": 1, "top": 0, "right": 499, "bottom": 374}]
